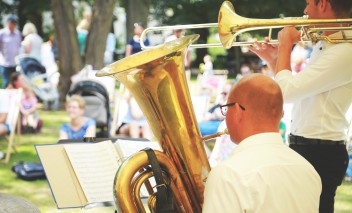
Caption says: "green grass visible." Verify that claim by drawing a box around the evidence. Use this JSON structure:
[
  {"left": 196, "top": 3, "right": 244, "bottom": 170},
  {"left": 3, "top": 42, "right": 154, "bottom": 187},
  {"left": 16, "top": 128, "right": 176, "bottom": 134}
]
[
  {"left": 0, "top": 110, "right": 114, "bottom": 212},
  {"left": 0, "top": 110, "right": 352, "bottom": 212}
]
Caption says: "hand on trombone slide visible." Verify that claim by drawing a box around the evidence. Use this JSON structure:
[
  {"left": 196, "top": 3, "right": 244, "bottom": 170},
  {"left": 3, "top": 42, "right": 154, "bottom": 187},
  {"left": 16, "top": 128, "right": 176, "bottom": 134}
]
[
  {"left": 248, "top": 26, "right": 301, "bottom": 73},
  {"left": 247, "top": 37, "right": 278, "bottom": 72}
]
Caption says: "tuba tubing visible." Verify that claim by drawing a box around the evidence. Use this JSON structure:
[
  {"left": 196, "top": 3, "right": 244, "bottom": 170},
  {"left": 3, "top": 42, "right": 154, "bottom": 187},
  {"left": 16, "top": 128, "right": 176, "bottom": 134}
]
[{"left": 97, "top": 34, "right": 212, "bottom": 212}]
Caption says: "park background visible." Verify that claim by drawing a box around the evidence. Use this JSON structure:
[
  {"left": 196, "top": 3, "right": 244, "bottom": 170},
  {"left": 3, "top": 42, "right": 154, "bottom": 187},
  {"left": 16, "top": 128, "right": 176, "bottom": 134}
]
[{"left": 1, "top": 0, "right": 352, "bottom": 212}]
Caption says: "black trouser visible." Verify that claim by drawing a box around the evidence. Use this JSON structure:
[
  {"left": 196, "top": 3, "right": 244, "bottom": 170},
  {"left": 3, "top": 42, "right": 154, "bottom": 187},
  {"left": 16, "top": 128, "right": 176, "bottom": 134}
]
[{"left": 289, "top": 143, "right": 349, "bottom": 213}]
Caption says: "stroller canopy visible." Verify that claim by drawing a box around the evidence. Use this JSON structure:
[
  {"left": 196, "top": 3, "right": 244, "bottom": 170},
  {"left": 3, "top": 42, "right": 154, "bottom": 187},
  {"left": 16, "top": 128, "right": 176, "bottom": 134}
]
[{"left": 19, "top": 57, "right": 46, "bottom": 76}]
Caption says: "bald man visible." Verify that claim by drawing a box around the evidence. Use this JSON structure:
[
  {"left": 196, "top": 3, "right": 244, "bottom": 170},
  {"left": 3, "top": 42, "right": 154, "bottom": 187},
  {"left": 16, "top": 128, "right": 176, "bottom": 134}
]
[{"left": 203, "top": 74, "right": 322, "bottom": 213}]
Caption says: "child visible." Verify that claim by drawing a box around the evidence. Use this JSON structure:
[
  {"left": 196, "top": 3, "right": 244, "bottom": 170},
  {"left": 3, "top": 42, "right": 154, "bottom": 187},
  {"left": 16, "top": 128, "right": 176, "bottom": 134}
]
[{"left": 20, "top": 85, "right": 41, "bottom": 133}]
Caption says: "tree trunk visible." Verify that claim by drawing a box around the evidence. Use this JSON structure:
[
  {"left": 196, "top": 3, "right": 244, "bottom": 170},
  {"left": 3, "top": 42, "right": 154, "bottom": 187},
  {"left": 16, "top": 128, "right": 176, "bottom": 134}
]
[
  {"left": 194, "top": 28, "right": 210, "bottom": 68},
  {"left": 51, "top": 0, "right": 81, "bottom": 104},
  {"left": 85, "top": 0, "right": 116, "bottom": 70},
  {"left": 125, "top": 0, "right": 150, "bottom": 40}
]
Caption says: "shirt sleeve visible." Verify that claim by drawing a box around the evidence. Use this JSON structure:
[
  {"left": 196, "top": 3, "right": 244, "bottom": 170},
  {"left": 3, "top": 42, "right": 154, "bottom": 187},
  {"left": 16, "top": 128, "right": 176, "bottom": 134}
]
[
  {"left": 127, "top": 38, "right": 133, "bottom": 47},
  {"left": 203, "top": 165, "right": 245, "bottom": 213},
  {"left": 59, "top": 123, "right": 69, "bottom": 133},
  {"left": 275, "top": 43, "right": 352, "bottom": 103},
  {"left": 144, "top": 38, "right": 150, "bottom": 46},
  {"left": 87, "top": 118, "right": 96, "bottom": 127}
]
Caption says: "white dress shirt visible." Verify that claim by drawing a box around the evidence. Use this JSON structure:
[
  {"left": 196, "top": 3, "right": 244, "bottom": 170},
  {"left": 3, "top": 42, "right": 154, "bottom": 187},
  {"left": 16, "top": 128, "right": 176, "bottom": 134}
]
[
  {"left": 203, "top": 133, "right": 321, "bottom": 213},
  {"left": 276, "top": 31, "right": 352, "bottom": 140}
]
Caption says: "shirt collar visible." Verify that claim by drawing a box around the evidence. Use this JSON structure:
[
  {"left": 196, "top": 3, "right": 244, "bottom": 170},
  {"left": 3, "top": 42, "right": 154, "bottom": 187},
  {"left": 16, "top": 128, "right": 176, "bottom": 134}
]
[
  {"left": 232, "top": 132, "right": 283, "bottom": 155},
  {"left": 4, "top": 27, "right": 19, "bottom": 35},
  {"left": 328, "top": 30, "right": 352, "bottom": 40},
  {"left": 317, "top": 30, "right": 352, "bottom": 47}
]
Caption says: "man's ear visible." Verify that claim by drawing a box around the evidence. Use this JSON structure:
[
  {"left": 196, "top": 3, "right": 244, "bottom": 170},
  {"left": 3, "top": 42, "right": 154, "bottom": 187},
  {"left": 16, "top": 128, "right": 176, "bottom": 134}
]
[
  {"left": 319, "top": 0, "right": 329, "bottom": 12},
  {"left": 234, "top": 103, "right": 244, "bottom": 124}
]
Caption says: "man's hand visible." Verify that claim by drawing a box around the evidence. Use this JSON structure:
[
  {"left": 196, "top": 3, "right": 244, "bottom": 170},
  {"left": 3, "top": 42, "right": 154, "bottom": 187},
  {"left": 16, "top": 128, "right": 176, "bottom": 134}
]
[
  {"left": 276, "top": 27, "right": 301, "bottom": 73},
  {"left": 278, "top": 26, "right": 301, "bottom": 47},
  {"left": 247, "top": 37, "right": 278, "bottom": 72}
]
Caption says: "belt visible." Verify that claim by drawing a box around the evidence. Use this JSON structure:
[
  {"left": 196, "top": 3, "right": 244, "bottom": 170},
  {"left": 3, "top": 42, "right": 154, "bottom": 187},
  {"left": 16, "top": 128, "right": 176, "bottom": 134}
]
[{"left": 289, "top": 134, "right": 345, "bottom": 146}]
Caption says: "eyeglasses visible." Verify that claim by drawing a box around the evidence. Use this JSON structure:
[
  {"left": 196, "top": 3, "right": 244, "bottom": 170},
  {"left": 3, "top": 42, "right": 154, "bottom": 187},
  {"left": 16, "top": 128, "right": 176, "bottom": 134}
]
[{"left": 220, "top": 102, "right": 246, "bottom": 116}]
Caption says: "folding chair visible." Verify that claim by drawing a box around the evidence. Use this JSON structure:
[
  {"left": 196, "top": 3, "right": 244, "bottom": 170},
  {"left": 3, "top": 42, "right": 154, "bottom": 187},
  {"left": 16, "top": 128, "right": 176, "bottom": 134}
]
[
  {"left": 0, "top": 89, "right": 22, "bottom": 163},
  {"left": 110, "top": 84, "right": 129, "bottom": 137}
]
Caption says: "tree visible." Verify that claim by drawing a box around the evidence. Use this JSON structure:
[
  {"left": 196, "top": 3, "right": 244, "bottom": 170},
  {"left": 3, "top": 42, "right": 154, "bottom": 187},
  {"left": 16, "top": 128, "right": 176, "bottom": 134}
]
[
  {"left": 0, "top": 0, "right": 50, "bottom": 38},
  {"left": 0, "top": 1, "right": 15, "bottom": 27},
  {"left": 123, "top": 0, "right": 151, "bottom": 40},
  {"left": 85, "top": 0, "right": 116, "bottom": 69},
  {"left": 151, "top": 0, "right": 223, "bottom": 67},
  {"left": 17, "top": 0, "right": 50, "bottom": 37},
  {"left": 51, "top": 0, "right": 82, "bottom": 103},
  {"left": 51, "top": 0, "right": 120, "bottom": 104}
]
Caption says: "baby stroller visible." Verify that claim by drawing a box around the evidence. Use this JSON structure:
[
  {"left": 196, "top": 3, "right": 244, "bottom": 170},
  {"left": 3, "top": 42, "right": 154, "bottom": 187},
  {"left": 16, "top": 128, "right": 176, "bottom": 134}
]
[
  {"left": 67, "top": 80, "right": 111, "bottom": 138},
  {"left": 16, "top": 55, "right": 60, "bottom": 110}
]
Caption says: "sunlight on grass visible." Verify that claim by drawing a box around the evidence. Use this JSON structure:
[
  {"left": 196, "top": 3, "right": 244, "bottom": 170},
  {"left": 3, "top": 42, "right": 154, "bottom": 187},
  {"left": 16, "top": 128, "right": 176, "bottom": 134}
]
[{"left": 1, "top": 109, "right": 351, "bottom": 212}]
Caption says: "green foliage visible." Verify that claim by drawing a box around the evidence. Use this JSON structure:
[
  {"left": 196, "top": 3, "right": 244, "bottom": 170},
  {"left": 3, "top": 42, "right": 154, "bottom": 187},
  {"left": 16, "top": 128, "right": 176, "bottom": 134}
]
[
  {"left": 17, "top": 0, "right": 50, "bottom": 16},
  {"left": 0, "top": 1, "right": 15, "bottom": 28},
  {"left": 151, "top": 0, "right": 306, "bottom": 25}
]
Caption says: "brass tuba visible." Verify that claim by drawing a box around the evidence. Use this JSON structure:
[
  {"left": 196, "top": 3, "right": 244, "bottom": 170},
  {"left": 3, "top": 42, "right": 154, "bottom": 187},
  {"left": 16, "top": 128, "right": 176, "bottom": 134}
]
[{"left": 96, "top": 34, "right": 224, "bottom": 212}]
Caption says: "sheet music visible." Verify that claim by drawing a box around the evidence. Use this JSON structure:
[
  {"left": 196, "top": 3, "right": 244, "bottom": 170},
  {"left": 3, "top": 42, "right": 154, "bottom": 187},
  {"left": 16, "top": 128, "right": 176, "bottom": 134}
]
[
  {"left": 115, "top": 139, "right": 163, "bottom": 164},
  {"left": 114, "top": 139, "right": 162, "bottom": 197},
  {"left": 64, "top": 140, "right": 119, "bottom": 204}
]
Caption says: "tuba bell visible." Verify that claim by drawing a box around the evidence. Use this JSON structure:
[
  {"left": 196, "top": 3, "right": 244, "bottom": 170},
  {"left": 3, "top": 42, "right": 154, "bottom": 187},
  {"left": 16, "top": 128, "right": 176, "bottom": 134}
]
[{"left": 96, "top": 34, "right": 224, "bottom": 212}]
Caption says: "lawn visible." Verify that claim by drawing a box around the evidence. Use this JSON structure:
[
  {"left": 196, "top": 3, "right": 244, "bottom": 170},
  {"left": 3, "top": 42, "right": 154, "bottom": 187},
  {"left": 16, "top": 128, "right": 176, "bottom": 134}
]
[
  {"left": 1, "top": 108, "right": 352, "bottom": 212},
  {"left": 0, "top": 110, "right": 115, "bottom": 212}
]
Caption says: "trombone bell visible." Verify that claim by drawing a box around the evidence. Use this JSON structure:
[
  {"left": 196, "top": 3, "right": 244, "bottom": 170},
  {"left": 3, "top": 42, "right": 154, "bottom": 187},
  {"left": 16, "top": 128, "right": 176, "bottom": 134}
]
[{"left": 218, "top": 0, "right": 352, "bottom": 49}]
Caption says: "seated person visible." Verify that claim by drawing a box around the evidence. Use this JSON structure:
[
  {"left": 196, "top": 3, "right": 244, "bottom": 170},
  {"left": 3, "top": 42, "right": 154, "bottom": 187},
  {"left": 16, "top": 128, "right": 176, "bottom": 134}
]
[
  {"left": 6, "top": 72, "right": 26, "bottom": 89},
  {"left": 0, "top": 89, "right": 19, "bottom": 158},
  {"left": 199, "top": 83, "right": 232, "bottom": 136},
  {"left": 203, "top": 74, "right": 321, "bottom": 212},
  {"left": 20, "top": 84, "right": 42, "bottom": 133},
  {"left": 59, "top": 95, "right": 96, "bottom": 140},
  {"left": 199, "top": 54, "right": 214, "bottom": 77},
  {"left": 116, "top": 91, "right": 151, "bottom": 139},
  {"left": 0, "top": 91, "right": 10, "bottom": 137},
  {"left": 234, "top": 63, "right": 254, "bottom": 83}
]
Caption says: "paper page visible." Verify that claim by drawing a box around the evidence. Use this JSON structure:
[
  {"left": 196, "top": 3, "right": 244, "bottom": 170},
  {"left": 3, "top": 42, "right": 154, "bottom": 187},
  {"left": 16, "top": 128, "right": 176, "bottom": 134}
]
[
  {"left": 114, "top": 140, "right": 163, "bottom": 198},
  {"left": 115, "top": 139, "right": 163, "bottom": 164},
  {"left": 64, "top": 140, "right": 119, "bottom": 204},
  {"left": 35, "top": 144, "right": 88, "bottom": 209}
]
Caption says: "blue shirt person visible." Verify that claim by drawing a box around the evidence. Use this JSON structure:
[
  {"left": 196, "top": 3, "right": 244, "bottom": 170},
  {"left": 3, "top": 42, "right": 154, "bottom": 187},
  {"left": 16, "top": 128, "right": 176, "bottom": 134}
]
[
  {"left": 0, "top": 15, "right": 22, "bottom": 88},
  {"left": 125, "top": 22, "right": 150, "bottom": 57},
  {"left": 59, "top": 95, "right": 96, "bottom": 140}
]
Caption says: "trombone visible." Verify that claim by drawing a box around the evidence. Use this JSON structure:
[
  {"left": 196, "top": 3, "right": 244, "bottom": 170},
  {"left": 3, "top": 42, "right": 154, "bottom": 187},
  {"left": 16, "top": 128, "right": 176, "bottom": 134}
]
[
  {"left": 140, "top": 23, "right": 219, "bottom": 49},
  {"left": 140, "top": 0, "right": 352, "bottom": 50}
]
